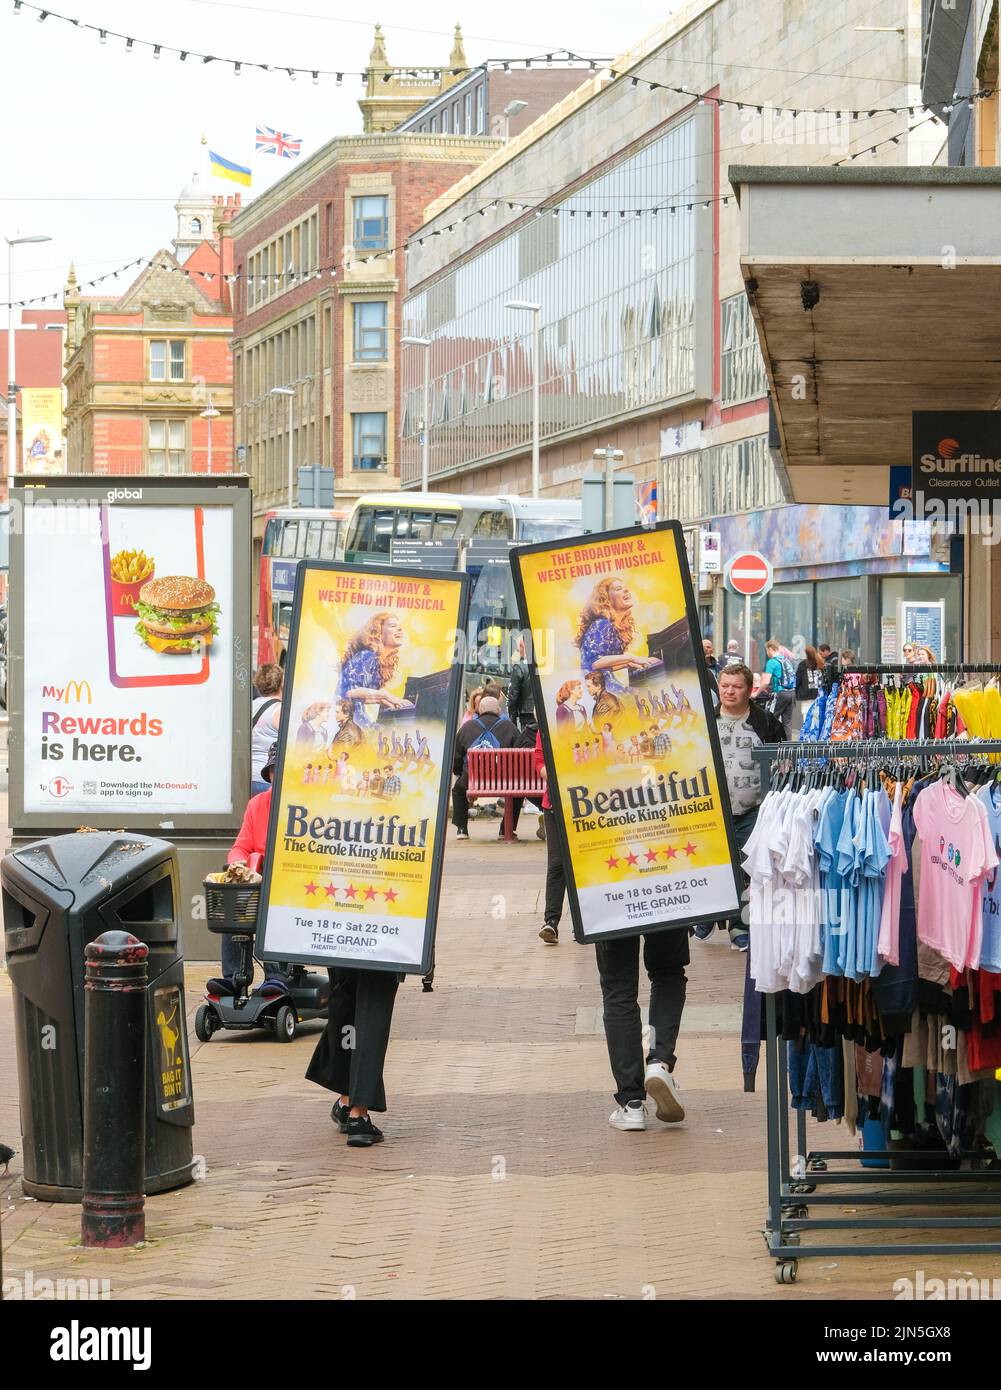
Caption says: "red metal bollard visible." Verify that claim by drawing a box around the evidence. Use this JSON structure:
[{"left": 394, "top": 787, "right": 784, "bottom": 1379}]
[{"left": 81, "top": 930, "right": 148, "bottom": 1248}]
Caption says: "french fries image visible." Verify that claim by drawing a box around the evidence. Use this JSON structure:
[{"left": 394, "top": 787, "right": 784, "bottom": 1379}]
[{"left": 111, "top": 548, "right": 155, "bottom": 583}]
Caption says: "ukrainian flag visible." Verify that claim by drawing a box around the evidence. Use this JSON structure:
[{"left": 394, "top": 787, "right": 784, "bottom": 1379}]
[{"left": 209, "top": 150, "right": 252, "bottom": 187}]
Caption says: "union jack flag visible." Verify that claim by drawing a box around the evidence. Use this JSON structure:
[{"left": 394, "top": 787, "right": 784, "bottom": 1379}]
[{"left": 255, "top": 125, "right": 302, "bottom": 158}]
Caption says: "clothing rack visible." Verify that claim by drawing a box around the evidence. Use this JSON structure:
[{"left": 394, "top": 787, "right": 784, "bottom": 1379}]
[
  {"left": 844, "top": 664, "right": 1001, "bottom": 677},
  {"left": 751, "top": 738, "right": 1001, "bottom": 1283},
  {"left": 825, "top": 662, "right": 1001, "bottom": 688}
]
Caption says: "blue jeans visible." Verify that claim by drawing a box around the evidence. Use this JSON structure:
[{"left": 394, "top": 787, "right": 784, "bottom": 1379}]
[{"left": 251, "top": 779, "right": 269, "bottom": 796}]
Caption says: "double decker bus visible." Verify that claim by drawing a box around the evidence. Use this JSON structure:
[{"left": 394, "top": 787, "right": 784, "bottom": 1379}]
[{"left": 257, "top": 506, "right": 350, "bottom": 666}]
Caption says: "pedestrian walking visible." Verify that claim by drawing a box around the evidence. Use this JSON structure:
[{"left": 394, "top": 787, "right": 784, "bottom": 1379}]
[
  {"left": 595, "top": 928, "right": 688, "bottom": 1130},
  {"left": 794, "top": 644, "right": 826, "bottom": 732},
  {"left": 306, "top": 967, "right": 402, "bottom": 1148},
  {"left": 758, "top": 639, "right": 795, "bottom": 737},
  {"left": 704, "top": 663, "right": 785, "bottom": 949},
  {"left": 535, "top": 730, "right": 565, "bottom": 943},
  {"left": 250, "top": 664, "right": 283, "bottom": 794},
  {"left": 506, "top": 634, "right": 537, "bottom": 733}
]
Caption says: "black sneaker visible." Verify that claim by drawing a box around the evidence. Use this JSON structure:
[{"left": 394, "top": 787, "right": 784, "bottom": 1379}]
[
  {"left": 539, "top": 922, "right": 559, "bottom": 944},
  {"left": 331, "top": 1099, "right": 350, "bottom": 1133},
  {"left": 346, "top": 1115, "right": 385, "bottom": 1147}
]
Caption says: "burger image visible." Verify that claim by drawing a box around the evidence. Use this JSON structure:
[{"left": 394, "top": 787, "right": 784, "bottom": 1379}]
[{"left": 135, "top": 576, "right": 219, "bottom": 654}]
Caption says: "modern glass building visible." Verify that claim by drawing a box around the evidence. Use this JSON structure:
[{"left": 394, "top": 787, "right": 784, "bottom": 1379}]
[{"left": 401, "top": 106, "right": 715, "bottom": 488}]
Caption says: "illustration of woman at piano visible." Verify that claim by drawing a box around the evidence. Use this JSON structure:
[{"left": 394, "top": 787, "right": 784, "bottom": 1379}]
[
  {"left": 340, "top": 613, "right": 413, "bottom": 728},
  {"left": 574, "top": 578, "right": 659, "bottom": 694}
]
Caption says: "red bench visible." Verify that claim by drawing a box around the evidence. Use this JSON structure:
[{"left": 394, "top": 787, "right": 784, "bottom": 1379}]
[{"left": 466, "top": 747, "right": 545, "bottom": 842}]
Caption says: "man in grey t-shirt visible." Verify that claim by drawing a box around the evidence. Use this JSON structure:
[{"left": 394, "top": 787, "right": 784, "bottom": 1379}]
[{"left": 705, "top": 663, "right": 785, "bottom": 949}]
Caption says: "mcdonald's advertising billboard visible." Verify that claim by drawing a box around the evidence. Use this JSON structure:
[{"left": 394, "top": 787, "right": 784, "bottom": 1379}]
[{"left": 13, "top": 479, "right": 251, "bottom": 826}]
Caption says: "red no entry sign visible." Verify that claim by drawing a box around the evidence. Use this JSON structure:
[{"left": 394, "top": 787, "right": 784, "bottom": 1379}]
[{"left": 724, "top": 551, "right": 773, "bottom": 597}]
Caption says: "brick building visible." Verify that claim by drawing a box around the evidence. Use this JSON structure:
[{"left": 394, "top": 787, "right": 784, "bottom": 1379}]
[
  {"left": 230, "top": 26, "right": 501, "bottom": 543},
  {"left": 62, "top": 177, "right": 239, "bottom": 476},
  {"left": 0, "top": 308, "right": 66, "bottom": 486}
]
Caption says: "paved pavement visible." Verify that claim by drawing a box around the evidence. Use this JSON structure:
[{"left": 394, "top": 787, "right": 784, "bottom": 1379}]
[{"left": 3, "top": 819, "right": 1001, "bottom": 1300}]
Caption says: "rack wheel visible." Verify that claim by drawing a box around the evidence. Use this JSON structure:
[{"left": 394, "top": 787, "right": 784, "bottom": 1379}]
[
  {"left": 783, "top": 1231, "right": 801, "bottom": 1246},
  {"left": 808, "top": 1159, "right": 827, "bottom": 1173},
  {"left": 790, "top": 1181, "right": 815, "bottom": 1195},
  {"left": 274, "top": 1003, "right": 297, "bottom": 1042},
  {"left": 194, "top": 1005, "right": 217, "bottom": 1042},
  {"left": 787, "top": 1205, "right": 808, "bottom": 1219},
  {"left": 775, "top": 1261, "right": 798, "bottom": 1285}
]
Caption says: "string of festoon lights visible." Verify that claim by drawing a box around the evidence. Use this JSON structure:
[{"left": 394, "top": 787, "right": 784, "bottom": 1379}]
[
  {"left": 3, "top": 193, "right": 743, "bottom": 307},
  {"left": 11, "top": 2, "right": 604, "bottom": 83},
  {"left": 611, "top": 68, "right": 994, "bottom": 118},
  {"left": 832, "top": 113, "right": 940, "bottom": 165},
  {"left": 10, "top": 1, "right": 993, "bottom": 116}
]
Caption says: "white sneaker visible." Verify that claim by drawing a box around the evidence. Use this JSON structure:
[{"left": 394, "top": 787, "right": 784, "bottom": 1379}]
[
  {"left": 609, "top": 1100, "right": 647, "bottom": 1131},
  {"left": 455, "top": 830, "right": 469, "bottom": 840},
  {"left": 644, "top": 1062, "right": 685, "bottom": 1123}
]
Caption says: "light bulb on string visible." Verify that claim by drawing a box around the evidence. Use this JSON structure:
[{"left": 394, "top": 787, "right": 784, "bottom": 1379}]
[{"left": 153, "top": 44, "right": 161, "bottom": 58}]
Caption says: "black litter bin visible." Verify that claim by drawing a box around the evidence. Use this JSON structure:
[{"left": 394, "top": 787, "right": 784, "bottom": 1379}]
[{"left": 2, "top": 831, "right": 195, "bottom": 1202}]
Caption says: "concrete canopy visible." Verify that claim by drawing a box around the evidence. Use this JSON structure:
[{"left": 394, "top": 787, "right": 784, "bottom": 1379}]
[{"left": 729, "top": 165, "right": 1001, "bottom": 506}]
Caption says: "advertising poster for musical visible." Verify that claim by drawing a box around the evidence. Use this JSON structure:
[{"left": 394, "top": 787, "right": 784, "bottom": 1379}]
[
  {"left": 20, "top": 387, "right": 64, "bottom": 474},
  {"left": 512, "top": 522, "right": 741, "bottom": 943},
  {"left": 258, "top": 561, "right": 469, "bottom": 974}
]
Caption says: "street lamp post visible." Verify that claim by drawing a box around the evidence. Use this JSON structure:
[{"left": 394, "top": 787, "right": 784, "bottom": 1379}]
[
  {"left": 270, "top": 386, "right": 295, "bottom": 507},
  {"left": 401, "top": 335, "right": 432, "bottom": 492},
  {"left": 200, "top": 392, "right": 220, "bottom": 475},
  {"left": 505, "top": 299, "right": 542, "bottom": 499},
  {"left": 5, "top": 233, "right": 52, "bottom": 488}
]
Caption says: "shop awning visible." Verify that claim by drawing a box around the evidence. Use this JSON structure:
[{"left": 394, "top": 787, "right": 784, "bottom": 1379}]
[{"left": 729, "top": 166, "right": 1001, "bottom": 506}]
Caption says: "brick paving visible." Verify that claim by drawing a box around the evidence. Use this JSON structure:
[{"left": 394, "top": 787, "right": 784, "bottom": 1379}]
[{"left": 3, "top": 822, "right": 1001, "bottom": 1299}]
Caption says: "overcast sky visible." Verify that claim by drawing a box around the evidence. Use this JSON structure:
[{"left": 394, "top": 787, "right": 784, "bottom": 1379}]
[{"left": 3, "top": 0, "right": 682, "bottom": 308}]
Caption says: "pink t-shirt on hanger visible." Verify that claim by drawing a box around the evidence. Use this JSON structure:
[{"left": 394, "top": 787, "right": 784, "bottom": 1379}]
[{"left": 912, "top": 780, "right": 999, "bottom": 971}]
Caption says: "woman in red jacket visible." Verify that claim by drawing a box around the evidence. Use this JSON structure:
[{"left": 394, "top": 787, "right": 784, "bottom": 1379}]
[{"left": 535, "top": 730, "right": 566, "bottom": 944}]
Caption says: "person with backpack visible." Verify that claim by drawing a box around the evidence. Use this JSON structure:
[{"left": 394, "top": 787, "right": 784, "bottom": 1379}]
[
  {"left": 451, "top": 691, "right": 517, "bottom": 841},
  {"left": 250, "top": 664, "right": 283, "bottom": 794},
  {"left": 757, "top": 639, "right": 795, "bottom": 737}
]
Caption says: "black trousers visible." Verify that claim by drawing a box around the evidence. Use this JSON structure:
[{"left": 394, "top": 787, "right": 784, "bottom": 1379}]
[
  {"left": 543, "top": 807, "right": 566, "bottom": 925},
  {"left": 305, "top": 967, "right": 400, "bottom": 1112},
  {"left": 595, "top": 928, "right": 689, "bottom": 1106}
]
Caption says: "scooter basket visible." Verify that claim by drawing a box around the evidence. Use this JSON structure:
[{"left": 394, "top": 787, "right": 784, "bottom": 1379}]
[{"left": 204, "top": 877, "right": 262, "bottom": 935}]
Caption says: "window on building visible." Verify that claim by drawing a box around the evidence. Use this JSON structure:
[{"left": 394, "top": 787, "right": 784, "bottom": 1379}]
[
  {"left": 149, "top": 420, "right": 186, "bottom": 473},
  {"left": 453, "top": 100, "right": 461, "bottom": 132},
  {"left": 353, "top": 301, "right": 388, "bottom": 360},
  {"left": 352, "top": 412, "right": 387, "bottom": 469},
  {"left": 354, "top": 195, "right": 389, "bottom": 250},
  {"left": 476, "top": 83, "right": 486, "bottom": 133},
  {"left": 720, "top": 292, "right": 768, "bottom": 407},
  {"left": 464, "top": 91, "right": 472, "bottom": 133},
  {"left": 442, "top": 107, "right": 451, "bottom": 134},
  {"left": 430, "top": 115, "right": 438, "bottom": 133},
  {"left": 191, "top": 217, "right": 202, "bottom": 234},
  {"left": 150, "top": 340, "right": 185, "bottom": 382}
]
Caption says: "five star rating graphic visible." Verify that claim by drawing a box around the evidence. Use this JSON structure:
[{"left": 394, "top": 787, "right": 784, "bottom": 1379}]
[
  {"left": 605, "top": 842, "right": 698, "bottom": 870},
  {"left": 303, "top": 881, "right": 399, "bottom": 902}
]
